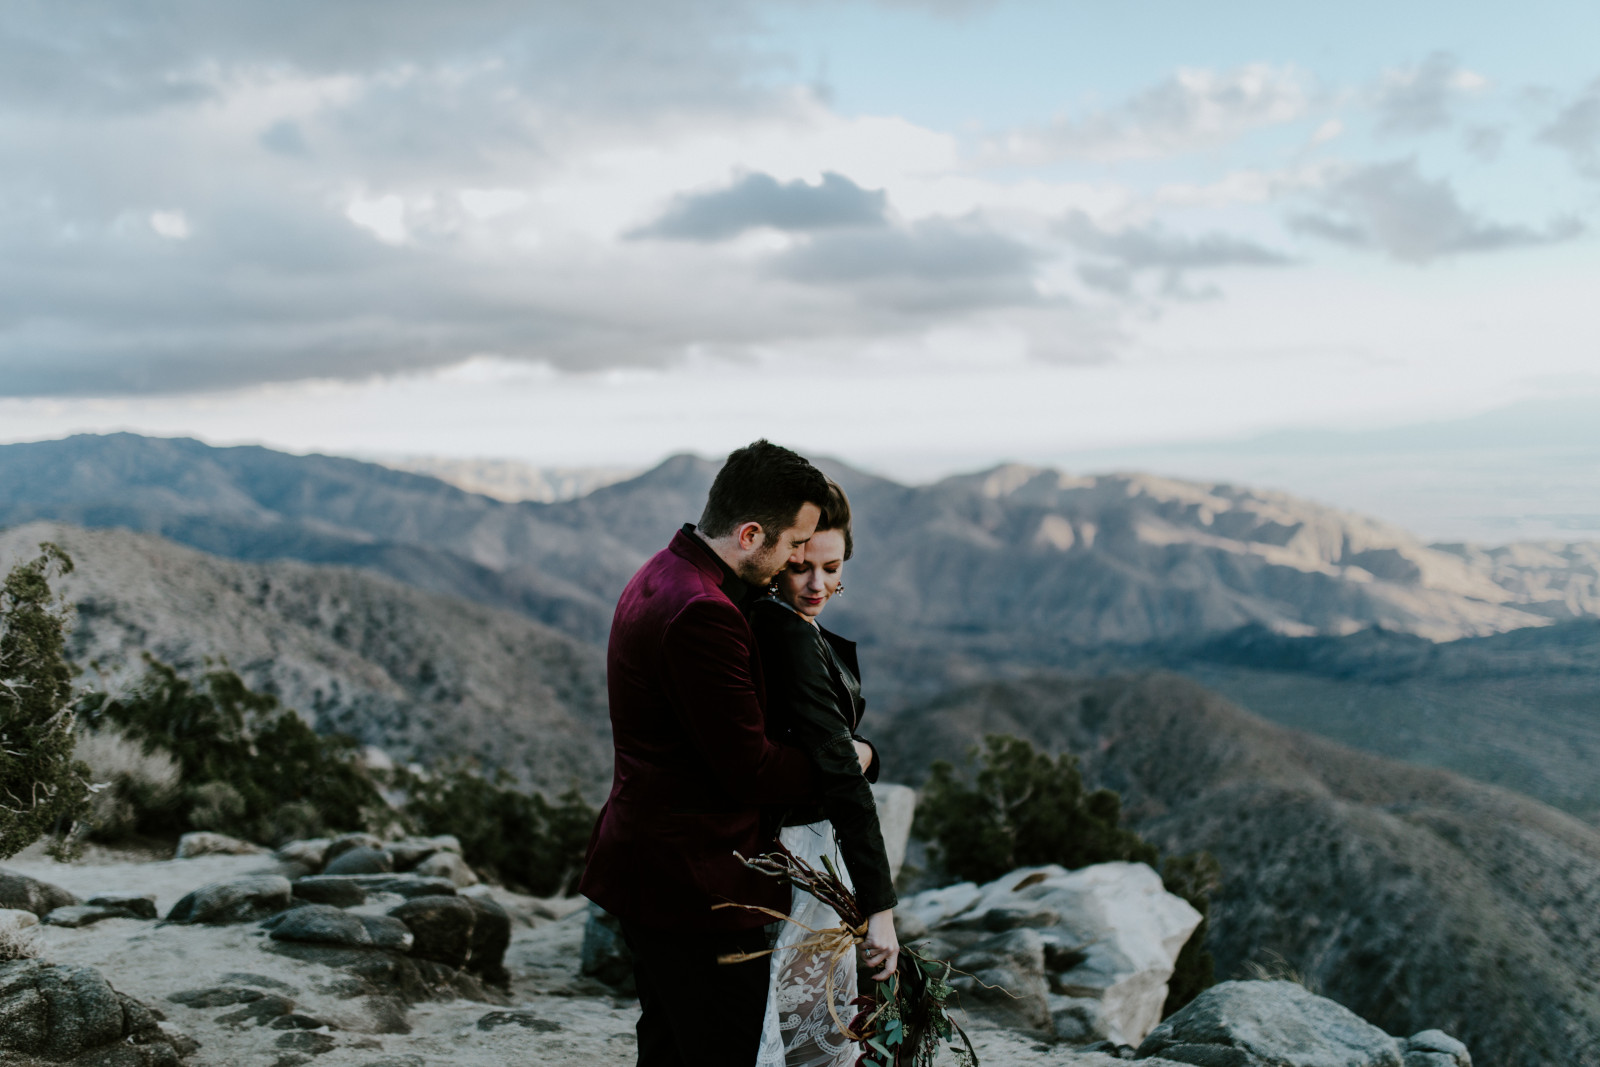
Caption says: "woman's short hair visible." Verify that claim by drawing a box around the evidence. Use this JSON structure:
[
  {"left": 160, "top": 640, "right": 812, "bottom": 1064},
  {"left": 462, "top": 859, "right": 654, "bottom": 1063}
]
[{"left": 816, "top": 479, "right": 853, "bottom": 561}]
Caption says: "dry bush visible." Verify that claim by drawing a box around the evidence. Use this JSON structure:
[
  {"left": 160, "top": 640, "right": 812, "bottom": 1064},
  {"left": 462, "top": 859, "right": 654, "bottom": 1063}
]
[{"left": 74, "top": 728, "right": 182, "bottom": 841}]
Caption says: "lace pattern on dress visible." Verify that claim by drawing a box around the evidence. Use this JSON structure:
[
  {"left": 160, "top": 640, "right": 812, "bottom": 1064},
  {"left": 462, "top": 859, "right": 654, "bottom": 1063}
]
[{"left": 756, "top": 821, "right": 860, "bottom": 1067}]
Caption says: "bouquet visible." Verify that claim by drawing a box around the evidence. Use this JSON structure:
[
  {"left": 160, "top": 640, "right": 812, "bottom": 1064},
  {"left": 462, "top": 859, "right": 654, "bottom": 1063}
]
[{"left": 717, "top": 850, "right": 979, "bottom": 1067}]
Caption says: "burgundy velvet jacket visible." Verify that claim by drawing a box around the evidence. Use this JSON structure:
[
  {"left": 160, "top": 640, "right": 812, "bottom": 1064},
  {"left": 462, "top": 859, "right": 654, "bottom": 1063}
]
[{"left": 579, "top": 527, "right": 818, "bottom": 931}]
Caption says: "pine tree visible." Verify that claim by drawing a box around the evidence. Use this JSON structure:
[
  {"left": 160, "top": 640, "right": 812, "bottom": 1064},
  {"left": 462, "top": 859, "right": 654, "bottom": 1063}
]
[{"left": 0, "top": 544, "right": 90, "bottom": 859}]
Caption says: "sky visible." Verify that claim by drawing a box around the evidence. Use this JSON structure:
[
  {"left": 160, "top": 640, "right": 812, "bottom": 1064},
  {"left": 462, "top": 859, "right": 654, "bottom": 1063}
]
[{"left": 1, "top": 0, "right": 1597, "bottom": 540}]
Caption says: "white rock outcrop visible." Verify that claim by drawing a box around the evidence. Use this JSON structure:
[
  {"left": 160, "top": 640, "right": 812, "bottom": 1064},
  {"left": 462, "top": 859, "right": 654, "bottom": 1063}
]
[
  {"left": 869, "top": 783, "right": 917, "bottom": 880},
  {"left": 900, "top": 861, "right": 1201, "bottom": 1047}
]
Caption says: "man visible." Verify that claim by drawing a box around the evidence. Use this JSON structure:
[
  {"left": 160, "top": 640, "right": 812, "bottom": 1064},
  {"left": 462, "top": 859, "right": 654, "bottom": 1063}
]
[{"left": 580, "top": 439, "right": 871, "bottom": 1067}]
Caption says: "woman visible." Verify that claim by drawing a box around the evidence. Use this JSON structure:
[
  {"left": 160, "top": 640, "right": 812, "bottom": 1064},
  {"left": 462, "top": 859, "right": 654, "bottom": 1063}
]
[{"left": 750, "top": 480, "right": 898, "bottom": 1067}]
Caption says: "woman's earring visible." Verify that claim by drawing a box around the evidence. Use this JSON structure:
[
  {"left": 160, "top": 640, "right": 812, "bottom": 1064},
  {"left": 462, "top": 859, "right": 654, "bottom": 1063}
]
[
  {"left": 834, "top": 582, "right": 844, "bottom": 598},
  {"left": 767, "top": 582, "right": 778, "bottom": 596}
]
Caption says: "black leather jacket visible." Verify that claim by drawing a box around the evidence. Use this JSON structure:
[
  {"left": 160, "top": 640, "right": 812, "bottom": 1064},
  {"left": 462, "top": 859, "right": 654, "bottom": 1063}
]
[{"left": 749, "top": 597, "right": 898, "bottom": 917}]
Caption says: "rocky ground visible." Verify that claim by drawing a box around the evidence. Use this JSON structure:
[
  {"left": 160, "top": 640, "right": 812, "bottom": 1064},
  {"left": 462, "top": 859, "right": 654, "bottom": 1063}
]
[{"left": 4, "top": 846, "right": 1186, "bottom": 1067}]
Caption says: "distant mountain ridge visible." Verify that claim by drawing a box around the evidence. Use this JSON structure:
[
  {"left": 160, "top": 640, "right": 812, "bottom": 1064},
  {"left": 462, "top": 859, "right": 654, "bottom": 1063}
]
[
  {"left": 0, "top": 522, "right": 611, "bottom": 794},
  {"left": 877, "top": 672, "right": 1600, "bottom": 1067},
  {"left": 1, "top": 434, "right": 1595, "bottom": 656}
]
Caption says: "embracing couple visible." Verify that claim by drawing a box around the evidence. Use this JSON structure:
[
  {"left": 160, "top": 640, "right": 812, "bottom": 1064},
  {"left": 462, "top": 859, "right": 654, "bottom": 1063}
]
[{"left": 580, "top": 440, "right": 899, "bottom": 1067}]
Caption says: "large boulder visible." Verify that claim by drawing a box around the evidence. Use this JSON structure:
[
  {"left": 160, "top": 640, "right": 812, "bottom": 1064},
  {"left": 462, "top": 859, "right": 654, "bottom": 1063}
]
[
  {"left": 0, "top": 869, "right": 79, "bottom": 917},
  {"left": 869, "top": 783, "right": 917, "bottom": 880},
  {"left": 0, "top": 959, "right": 188, "bottom": 1065},
  {"left": 264, "top": 905, "right": 414, "bottom": 952},
  {"left": 173, "top": 831, "right": 265, "bottom": 858},
  {"left": 900, "top": 862, "right": 1200, "bottom": 1046},
  {"left": 165, "top": 876, "right": 292, "bottom": 925},
  {"left": 1136, "top": 980, "right": 1406, "bottom": 1067}
]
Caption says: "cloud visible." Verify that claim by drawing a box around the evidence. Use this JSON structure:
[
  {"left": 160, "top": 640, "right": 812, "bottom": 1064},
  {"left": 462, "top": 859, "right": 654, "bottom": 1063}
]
[
  {"left": 1289, "top": 159, "right": 1582, "bottom": 263},
  {"left": 1373, "top": 52, "right": 1488, "bottom": 136},
  {"left": 631, "top": 171, "right": 887, "bottom": 241},
  {"left": 1539, "top": 79, "right": 1600, "bottom": 178},
  {"left": 1059, "top": 211, "right": 1291, "bottom": 300},
  {"left": 772, "top": 215, "right": 1043, "bottom": 312},
  {"left": 990, "top": 65, "right": 1308, "bottom": 163}
]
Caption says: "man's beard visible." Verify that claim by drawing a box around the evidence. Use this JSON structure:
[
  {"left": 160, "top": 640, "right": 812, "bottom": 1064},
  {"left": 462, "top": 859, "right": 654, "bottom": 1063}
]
[{"left": 735, "top": 541, "right": 787, "bottom": 587}]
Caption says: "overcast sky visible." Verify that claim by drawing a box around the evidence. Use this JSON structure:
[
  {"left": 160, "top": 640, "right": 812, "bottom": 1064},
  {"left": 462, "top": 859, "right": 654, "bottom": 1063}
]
[{"left": 2, "top": 0, "right": 1597, "bottom": 536}]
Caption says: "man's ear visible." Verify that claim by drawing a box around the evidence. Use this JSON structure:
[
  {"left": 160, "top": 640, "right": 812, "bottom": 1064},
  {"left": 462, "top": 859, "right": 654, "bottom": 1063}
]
[{"left": 735, "top": 521, "right": 766, "bottom": 551}]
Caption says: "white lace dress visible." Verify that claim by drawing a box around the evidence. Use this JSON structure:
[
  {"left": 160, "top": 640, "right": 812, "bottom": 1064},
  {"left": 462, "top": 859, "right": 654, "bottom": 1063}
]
[{"left": 755, "top": 820, "right": 860, "bottom": 1067}]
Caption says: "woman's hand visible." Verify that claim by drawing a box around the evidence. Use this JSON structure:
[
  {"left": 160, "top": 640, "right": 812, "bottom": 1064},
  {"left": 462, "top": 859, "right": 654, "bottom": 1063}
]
[
  {"left": 853, "top": 739, "right": 873, "bottom": 773},
  {"left": 863, "top": 910, "right": 899, "bottom": 981}
]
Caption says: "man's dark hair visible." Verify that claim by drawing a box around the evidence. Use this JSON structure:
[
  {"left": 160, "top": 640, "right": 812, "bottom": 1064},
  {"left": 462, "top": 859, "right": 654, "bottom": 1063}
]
[
  {"left": 816, "top": 479, "right": 853, "bottom": 561},
  {"left": 698, "top": 439, "right": 829, "bottom": 542}
]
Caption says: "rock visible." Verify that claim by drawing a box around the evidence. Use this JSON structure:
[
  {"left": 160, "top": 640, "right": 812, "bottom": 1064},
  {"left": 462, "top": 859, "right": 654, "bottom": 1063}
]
[
  {"left": 0, "top": 909, "right": 40, "bottom": 933},
  {"left": 270, "top": 1013, "right": 333, "bottom": 1030},
  {"left": 87, "top": 893, "right": 158, "bottom": 920},
  {"left": 869, "top": 782, "right": 918, "bottom": 880},
  {"left": 579, "top": 904, "right": 635, "bottom": 992},
  {"left": 0, "top": 959, "right": 185, "bottom": 1064},
  {"left": 0, "top": 868, "right": 79, "bottom": 917},
  {"left": 390, "top": 896, "right": 474, "bottom": 968},
  {"left": 219, "top": 972, "right": 300, "bottom": 995},
  {"left": 265, "top": 905, "right": 414, "bottom": 952},
  {"left": 216, "top": 993, "right": 296, "bottom": 1026},
  {"left": 385, "top": 835, "right": 459, "bottom": 872},
  {"left": 322, "top": 846, "right": 393, "bottom": 876},
  {"left": 900, "top": 862, "right": 1201, "bottom": 1046},
  {"left": 899, "top": 881, "right": 983, "bottom": 932},
  {"left": 411, "top": 850, "right": 476, "bottom": 887},
  {"left": 275, "top": 1029, "right": 336, "bottom": 1055},
  {"left": 477, "top": 1010, "right": 562, "bottom": 1032},
  {"left": 1136, "top": 980, "right": 1405, "bottom": 1067},
  {"left": 321, "top": 832, "right": 384, "bottom": 866},
  {"left": 348, "top": 875, "right": 457, "bottom": 899},
  {"left": 291, "top": 877, "right": 368, "bottom": 908},
  {"left": 463, "top": 894, "right": 511, "bottom": 985},
  {"left": 1404, "top": 1030, "right": 1472, "bottom": 1067},
  {"left": 174, "top": 831, "right": 266, "bottom": 858},
  {"left": 165, "top": 875, "right": 292, "bottom": 924},
  {"left": 951, "top": 927, "right": 1051, "bottom": 1030},
  {"left": 289, "top": 874, "right": 454, "bottom": 901},
  {"left": 275, "top": 838, "right": 332, "bottom": 872},
  {"left": 44, "top": 904, "right": 139, "bottom": 928}
]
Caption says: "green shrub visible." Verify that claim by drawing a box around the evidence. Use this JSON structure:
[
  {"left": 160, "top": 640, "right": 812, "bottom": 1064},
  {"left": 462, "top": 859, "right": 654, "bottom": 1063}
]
[
  {"left": 78, "top": 658, "right": 388, "bottom": 846},
  {"left": 398, "top": 764, "right": 595, "bottom": 897},
  {"left": 0, "top": 544, "right": 91, "bottom": 859},
  {"left": 915, "top": 733, "right": 1218, "bottom": 1015},
  {"left": 74, "top": 727, "right": 182, "bottom": 840},
  {"left": 78, "top": 658, "right": 599, "bottom": 892}
]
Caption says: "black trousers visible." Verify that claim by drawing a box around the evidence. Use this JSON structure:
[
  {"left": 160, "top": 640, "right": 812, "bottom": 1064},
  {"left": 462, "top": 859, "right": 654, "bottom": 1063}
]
[{"left": 621, "top": 920, "right": 778, "bottom": 1067}]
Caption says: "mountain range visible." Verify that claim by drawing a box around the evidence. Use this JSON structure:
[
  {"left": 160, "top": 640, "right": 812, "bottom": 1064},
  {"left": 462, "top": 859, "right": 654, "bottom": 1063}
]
[
  {"left": 4, "top": 433, "right": 1599, "bottom": 1065},
  {"left": 876, "top": 671, "right": 1600, "bottom": 1067},
  {"left": 3, "top": 434, "right": 1596, "bottom": 654},
  {"left": 0, "top": 522, "right": 610, "bottom": 794}
]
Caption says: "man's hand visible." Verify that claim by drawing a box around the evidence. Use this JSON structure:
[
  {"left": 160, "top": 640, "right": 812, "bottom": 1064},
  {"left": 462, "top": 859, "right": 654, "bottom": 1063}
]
[
  {"left": 863, "top": 910, "right": 899, "bottom": 981},
  {"left": 853, "top": 739, "right": 873, "bottom": 773}
]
